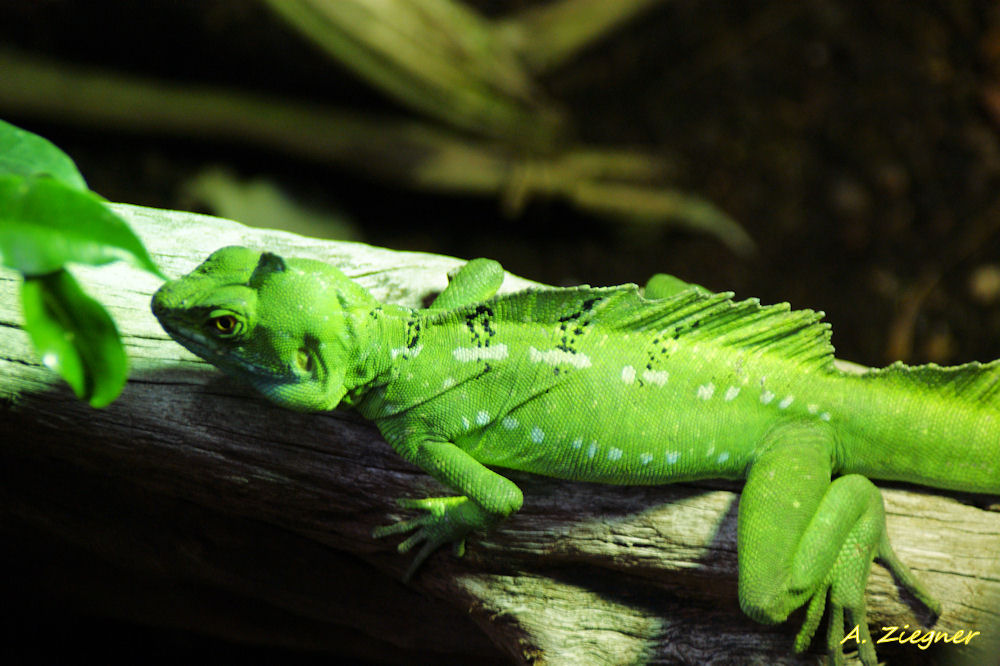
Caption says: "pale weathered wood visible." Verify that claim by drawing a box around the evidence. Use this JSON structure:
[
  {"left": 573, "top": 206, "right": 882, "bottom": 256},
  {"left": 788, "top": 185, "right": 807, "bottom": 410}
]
[{"left": 1, "top": 204, "right": 997, "bottom": 664}]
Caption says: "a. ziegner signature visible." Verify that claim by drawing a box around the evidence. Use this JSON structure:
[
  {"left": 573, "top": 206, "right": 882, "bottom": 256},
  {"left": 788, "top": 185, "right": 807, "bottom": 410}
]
[{"left": 842, "top": 624, "right": 982, "bottom": 651}]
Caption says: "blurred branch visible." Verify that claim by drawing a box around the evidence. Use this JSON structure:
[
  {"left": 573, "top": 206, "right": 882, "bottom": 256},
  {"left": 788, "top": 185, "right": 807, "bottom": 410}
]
[
  {"left": 259, "top": 0, "right": 666, "bottom": 144},
  {"left": 0, "top": 48, "right": 752, "bottom": 253},
  {"left": 498, "top": 0, "right": 665, "bottom": 73},
  {"left": 262, "top": 0, "right": 563, "bottom": 147}
]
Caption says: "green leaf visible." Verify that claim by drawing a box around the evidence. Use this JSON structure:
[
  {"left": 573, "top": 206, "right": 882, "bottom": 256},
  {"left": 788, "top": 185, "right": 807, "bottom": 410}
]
[
  {"left": 0, "top": 118, "right": 87, "bottom": 190},
  {"left": 0, "top": 173, "right": 164, "bottom": 278},
  {"left": 21, "top": 269, "right": 127, "bottom": 408}
]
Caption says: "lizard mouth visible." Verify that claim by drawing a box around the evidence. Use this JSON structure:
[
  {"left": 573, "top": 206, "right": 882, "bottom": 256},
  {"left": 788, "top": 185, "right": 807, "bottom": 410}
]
[
  {"left": 160, "top": 323, "right": 283, "bottom": 380},
  {"left": 159, "top": 324, "right": 227, "bottom": 365}
]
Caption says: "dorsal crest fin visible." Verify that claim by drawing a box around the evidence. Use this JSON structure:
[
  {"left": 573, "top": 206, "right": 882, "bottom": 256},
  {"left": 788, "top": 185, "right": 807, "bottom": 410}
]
[
  {"left": 426, "top": 282, "right": 1000, "bottom": 408},
  {"left": 862, "top": 360, "right": 1000, "bottom": 409},
  {"left": 430, "top": 284, "right": 835, "bottom": 370}
]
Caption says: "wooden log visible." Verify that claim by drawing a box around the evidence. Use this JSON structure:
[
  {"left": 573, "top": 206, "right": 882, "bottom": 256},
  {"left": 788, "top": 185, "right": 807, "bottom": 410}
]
[{"left": 1, "top": 204, "right": 997, "bottom": 664}]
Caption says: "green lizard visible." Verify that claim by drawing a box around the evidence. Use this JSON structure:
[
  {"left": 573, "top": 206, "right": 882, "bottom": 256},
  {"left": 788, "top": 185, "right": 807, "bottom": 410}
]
[{"left": 151, "top": 246, "right": 999, "bottom": 665}]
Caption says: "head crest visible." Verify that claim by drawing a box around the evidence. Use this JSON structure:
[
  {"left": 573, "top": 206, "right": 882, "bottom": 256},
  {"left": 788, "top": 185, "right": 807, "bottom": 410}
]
[{"left": 249, "top": 252, "right": 287, "bottom": 288}]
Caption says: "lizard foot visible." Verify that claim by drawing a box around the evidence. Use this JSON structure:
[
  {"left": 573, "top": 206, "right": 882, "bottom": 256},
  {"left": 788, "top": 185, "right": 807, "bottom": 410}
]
[
  {"left": 373, "top": 495, "right": 491, "bottom": 581},
  {"left": 793, "top": 586, "right": 877, "bottom": 666},
  {"left": 790, "top": 526, "right": 940, "bottom": 666}
]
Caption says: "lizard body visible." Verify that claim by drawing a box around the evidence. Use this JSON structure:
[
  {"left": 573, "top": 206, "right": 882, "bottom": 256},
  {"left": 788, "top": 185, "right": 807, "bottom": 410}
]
[{"left": 152, "top": 246, "right": 999, "bottom": 664}]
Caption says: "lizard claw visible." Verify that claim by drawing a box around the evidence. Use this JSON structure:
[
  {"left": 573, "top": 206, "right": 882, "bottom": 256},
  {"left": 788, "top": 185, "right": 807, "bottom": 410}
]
[{"left": 373, "top": 495, "right": 484, "bottom": 580}]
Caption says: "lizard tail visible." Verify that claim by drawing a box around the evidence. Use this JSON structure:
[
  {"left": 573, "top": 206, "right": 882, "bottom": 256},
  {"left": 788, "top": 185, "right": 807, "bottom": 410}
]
[{"left": 836, "top": 359, "right": 1000, "bottom": 494}]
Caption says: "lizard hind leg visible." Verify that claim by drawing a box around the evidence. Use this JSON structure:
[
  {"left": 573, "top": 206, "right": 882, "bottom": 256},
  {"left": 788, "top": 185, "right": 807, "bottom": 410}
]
[
  {"left": 737, "top": 420, "right": 940, "bottom": 666},
  {"left": 429, "top": 258, "right": 505, "bottom": 310}
]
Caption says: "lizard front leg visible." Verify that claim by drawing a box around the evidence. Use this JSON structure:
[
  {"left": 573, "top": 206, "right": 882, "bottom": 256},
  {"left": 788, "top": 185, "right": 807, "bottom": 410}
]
[
  {"left": 373, "top": 437, "right": 523, "bottom": 581},
  {"left": 738, "top": 420, "right": 940, "bottom": 665},
  {"left": 374, "top": 260, "right": 510, "bottom": 579}
]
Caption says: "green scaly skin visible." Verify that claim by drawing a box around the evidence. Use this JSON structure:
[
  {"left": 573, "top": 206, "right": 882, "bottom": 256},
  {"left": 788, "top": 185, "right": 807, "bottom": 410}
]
[{"left": 152, "top": 246, "right": 1000, "bottom": 665}]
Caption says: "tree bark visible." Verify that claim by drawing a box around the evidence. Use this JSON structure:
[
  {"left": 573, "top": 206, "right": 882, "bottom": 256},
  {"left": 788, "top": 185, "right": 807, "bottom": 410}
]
[{"left": 1, "top": 204, "right": 997, "bottom": 665}]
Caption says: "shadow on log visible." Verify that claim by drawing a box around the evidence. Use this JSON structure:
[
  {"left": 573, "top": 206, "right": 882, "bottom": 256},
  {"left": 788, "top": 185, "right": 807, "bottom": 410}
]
[{"left": 1, "top": 204, "right": 998, "bottom": 664}]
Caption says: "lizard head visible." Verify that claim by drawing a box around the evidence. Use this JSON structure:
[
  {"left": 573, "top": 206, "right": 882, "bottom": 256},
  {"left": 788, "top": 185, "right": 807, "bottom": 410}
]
[{"left": 152, "top": 246, "right": 379, "bottom": 412}]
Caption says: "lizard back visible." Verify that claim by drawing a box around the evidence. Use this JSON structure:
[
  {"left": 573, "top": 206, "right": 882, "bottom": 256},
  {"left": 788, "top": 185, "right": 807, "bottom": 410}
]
[{"left": 362, "top": 284, "right": 844, "bottom": 484}]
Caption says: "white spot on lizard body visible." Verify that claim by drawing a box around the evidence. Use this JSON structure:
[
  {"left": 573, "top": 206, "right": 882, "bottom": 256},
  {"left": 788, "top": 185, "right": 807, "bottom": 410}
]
[
  {"left": 452, "top": 343, "right": 508, "bottom": 362},
  {"left": 642, "top": 369, "right": 669, "bottom": 386},
  {"left": 530, "top": 426, "right": 545, "bottom": 443},
  {"left": 608, "top": 447, "right": 623, "bottom": 461},
  {"left": 724, "top": 386, "right": 741, "bottom": 401},
  {"left": 391, "top": 344, "right": 423, "bottom": 360},
  {"left": 529, "top": 346, "right": 592, "bottom": 368},
  {"left": 778, "top": 395, "right": 794, "bottom": 409},
  {"left": 760, "top": 390, "right": 775, "bottom": 404},
  {"left": 639, "top": 452, "right": 654, "bottom": 465},
  {"left": 717, "top": 452, "right": 730, "bottom": 463},
  {"left": 502, "top": 416, "right": 519, "bottom": 430},
  {"left": 442, "top": 377, "right": 456, "bottom": 389},
  {"left": 621, "top": 365, "right": 636, "bottom": 384},
  {"left": 697, "top": 383, "right": 715, "bottom": 400},
  {"left": 476, "top": 410, "right": 490, "bottom": 425},
  {"left": 665, "top": 451, "right": 679, "bottom": 464}
]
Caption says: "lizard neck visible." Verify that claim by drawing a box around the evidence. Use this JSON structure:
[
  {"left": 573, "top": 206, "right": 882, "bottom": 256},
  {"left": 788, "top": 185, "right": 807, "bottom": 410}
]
[{"left": 342, "top": 304, "right": 411, "bottom": 414}]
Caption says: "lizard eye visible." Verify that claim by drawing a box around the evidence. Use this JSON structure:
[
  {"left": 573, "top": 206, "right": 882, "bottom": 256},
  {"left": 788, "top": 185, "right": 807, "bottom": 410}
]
[{"left": 209, "top": 314, "right": 240, "bottom": 336}]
